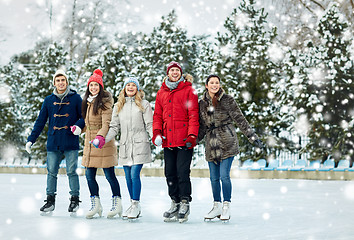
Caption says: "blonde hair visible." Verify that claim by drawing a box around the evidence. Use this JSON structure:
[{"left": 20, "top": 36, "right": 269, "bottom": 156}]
[{"left": 115, "top": 88, "right": 145, "bottom": 114}]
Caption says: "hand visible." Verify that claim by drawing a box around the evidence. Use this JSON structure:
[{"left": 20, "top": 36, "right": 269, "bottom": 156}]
[
  {"left": 184, "top": 135, "right": 197, "bottom": 149},
  {"left": 90, "top": 135, "right": 105, "bottom": 149},
  {"left": 25, "top": 142, "right": 32, "bottom": 154},
  {"left": 70, "top": 125, "right": 82, "bottom": 135},
  {"left": 254, "top": 139, "right": 265, "bottom": 149},
  {"left": 152, "top": 130, "right": 164, "bottom": 147}
]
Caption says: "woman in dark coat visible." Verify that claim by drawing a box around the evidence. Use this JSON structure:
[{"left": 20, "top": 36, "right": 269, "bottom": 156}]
[{"left": 198, "top": 75, "right": 264, "bottom": 222}]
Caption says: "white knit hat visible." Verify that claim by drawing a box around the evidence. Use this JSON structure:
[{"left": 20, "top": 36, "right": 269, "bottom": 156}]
[{"left": 52, "top": 69, "right": 69, "bottom": 85}]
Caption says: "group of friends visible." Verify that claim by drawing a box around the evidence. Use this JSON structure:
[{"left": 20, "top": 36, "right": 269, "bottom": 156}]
[{"left": 25, "top": 61, "right": 264, "bottom": 223}]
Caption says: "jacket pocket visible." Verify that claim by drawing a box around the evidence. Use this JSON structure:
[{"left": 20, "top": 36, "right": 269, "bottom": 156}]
[
  {"left": 119, "top": 143, "right": 127, "bottom": 158},
  {"left": 133, "top": 138, "right": 150, "bottom": 155},
  {"left": 174, "top": 121, "right": 188, "bottom": 142}
]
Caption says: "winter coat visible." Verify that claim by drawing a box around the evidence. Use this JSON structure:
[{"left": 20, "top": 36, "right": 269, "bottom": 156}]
[
  {"left": 27, "top": 89, "right": 85, "bottom": 151},
  {"left": 153, "top": 74, "right": 199, "bottom": 148},
  {"left": 198, "top": 89, "right": 259, "bottom": 163},
  {"left": 105, "top": 97, "right": 153, "bottom": 166},
  {"left": 82, "top": 94, "right": 117, "bottom": 168}
]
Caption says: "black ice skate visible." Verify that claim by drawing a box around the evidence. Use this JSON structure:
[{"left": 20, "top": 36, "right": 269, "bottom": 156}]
[
  {"left": 177, "top": 199, "right": 190, "bottom": 223},
  {"left": 40, "top": 195, "right": 55, "bottom": 215},
  {"left": 68, "top": 196, "right": 81, "bottom": 215},
  {"left": 163, "top": 200, "right": 180, "bottom": 222}
]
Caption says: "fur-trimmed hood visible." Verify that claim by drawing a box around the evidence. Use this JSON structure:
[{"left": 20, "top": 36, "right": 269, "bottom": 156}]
[{"left": 162, "top": 73, "right": 194, "bottom": 84}]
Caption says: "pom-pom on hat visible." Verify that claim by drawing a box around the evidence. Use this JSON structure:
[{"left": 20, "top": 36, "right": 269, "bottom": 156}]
[
  {"left": 87, "top": 69, "right": 104, "bottom": 89},
  {"left": 123, "top": 76, "right": 140, "bottom": 91},
  {"left": 166, "top": 61, "right": 182, "bottom": 75},
  {"left": 53, "top": 69, "right": 68, "bottom": 85}
]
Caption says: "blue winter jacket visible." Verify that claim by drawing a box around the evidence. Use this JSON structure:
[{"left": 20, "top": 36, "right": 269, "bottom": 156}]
[{"left": 27, "top": 89, "right": 85, "bottom": 151}]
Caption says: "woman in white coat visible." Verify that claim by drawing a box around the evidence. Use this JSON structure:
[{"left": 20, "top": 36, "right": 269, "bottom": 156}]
[{"left": 105, "top": 76, "right": 153, "bottom": 220}]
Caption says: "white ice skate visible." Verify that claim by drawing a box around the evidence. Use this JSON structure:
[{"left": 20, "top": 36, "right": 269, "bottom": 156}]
[
  {"left": 86, "top": 196, "right": 103, "bottom": 219},
  {"left": 107, "top": 196, "right": 122, "bottom": 219},
  {"left": 127, "top": 200, "right": 141, "bottom": 221},
  {"left": 204, "top": 201, "right": 222, "bottom": 221},
  {"left": 220, "top": 201, "right": 231, "bottom": 223}
]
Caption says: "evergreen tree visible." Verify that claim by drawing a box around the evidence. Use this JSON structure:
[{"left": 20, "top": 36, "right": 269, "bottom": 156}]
[
  {"left": 135, "top": 10, "right": 200, "bottom": 103},
  {"left": 216, "top": 0, "right": 290, "bottom": 161},
  {"left": 288, "top": 3, "right": 354, "bottom": 162}
]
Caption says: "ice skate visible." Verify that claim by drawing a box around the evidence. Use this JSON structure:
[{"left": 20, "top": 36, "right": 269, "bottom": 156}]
[
  {"left": 68, "top": 196, "right": 81, "bottom": 216},
  {"left": 40, "top": 195, "right": 55, "bottom": 216},
  {"left": 122, "top": 200, "right": 132, "bottom": 220},
  {"left": 178, "top": 199, "right": 190, "bottom": 223},
  {"left": 127, "top": 200, "right": 141, "bottom": 221},
  {"left": 220, "top": 201, "right": 231, "bottom": 223},
  {"left": 204, "top": 201, "right": 222, "bottom": 221},
  {"left": 163, "top": 200, "right": 180, "bottom": 222},
  {"left": 107, "top": 196, "right": 122, "bottom": 219},
  {"left": 86, "top": 196, "right": 103, "bottom": 219}
]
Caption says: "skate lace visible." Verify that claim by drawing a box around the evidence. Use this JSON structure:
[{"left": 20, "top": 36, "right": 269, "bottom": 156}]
[
  {"left": 89, "top": 197, "right": 96, "bottom": 211},
  {"left": 167, "top": 202, "right": 178, "bottom": 213},
  {"left": 179, "top": 202, "right": 189, "bottom": 214},
  {"left": 110, "top": 197, "right": 119, "bottom": 211}
]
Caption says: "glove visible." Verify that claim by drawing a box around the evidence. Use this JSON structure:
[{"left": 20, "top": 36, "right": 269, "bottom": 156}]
[
  {"left": 254, "top": 139, "right": 265, "bottom": 149},
  {"left": 90, "top": 135, "right": 105, "bottom": 149},
  {"left": 25, "top": 142, "right": 32, "bottom": 154},
  {"left": 152, "top": 130, "right": 163, "bottom": 147},
  {"left": 70, "top": 125, "right": 82, "bottom": 135},
  {"left": 184, "top": 135, "right": 197, "bottom": 149}
]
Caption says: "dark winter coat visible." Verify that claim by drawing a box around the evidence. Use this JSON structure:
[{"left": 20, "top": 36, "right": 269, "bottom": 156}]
[
  {"left": 82, "top": 94, "right": 117, "bottom": 168},
  {"left": 27, "top": 89, "right": 85, "bottom": 151},
  {"left": 153, "top": 74, "right": 199, "bottom": 148},
  {"left": 198, "top": 89, "right": 259, "bottom": 163}
]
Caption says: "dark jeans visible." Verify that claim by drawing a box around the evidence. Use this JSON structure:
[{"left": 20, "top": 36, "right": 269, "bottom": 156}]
[
  {"left": 85, "top": 167, "right": 121, "bottom": 197},
  {"left": 164, "top": 147, "right": 193, "bottom": 202},
  {"left": 123, "top": 164, "right": 143, "bottom": 201}
]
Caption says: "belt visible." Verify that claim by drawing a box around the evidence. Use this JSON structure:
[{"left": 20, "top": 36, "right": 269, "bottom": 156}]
[
  {"left": 87, "top": 125, "right": 102, "bottom": 130},
  {"left": 207, "top": 123, "right": 230, "bottom": 132}
]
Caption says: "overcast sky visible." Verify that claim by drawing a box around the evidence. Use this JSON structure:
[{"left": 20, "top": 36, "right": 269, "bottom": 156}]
[{"left": 0, "top": 0, "right": 244, "bottom": 64}]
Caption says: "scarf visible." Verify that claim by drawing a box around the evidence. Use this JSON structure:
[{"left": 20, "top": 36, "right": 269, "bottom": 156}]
[
  {"left": 87, "top": 94, "right": 98, "bottom": 103},
  {"left": 53, "top": 87, "right": 70, "bottom": 100},
  {"left": 165, "top": 76, "right": 184, "bottom": 90}
]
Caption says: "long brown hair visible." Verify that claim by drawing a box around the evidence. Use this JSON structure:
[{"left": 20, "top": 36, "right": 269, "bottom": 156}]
[
  {"left": 205, "top": 74, "right": 222, "bottom": 107},
  {"left": 82, "top": 85, "right": 110, "bottom": 119}
]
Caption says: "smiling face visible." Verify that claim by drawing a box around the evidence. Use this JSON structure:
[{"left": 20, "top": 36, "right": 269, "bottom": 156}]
[
  {"left": 89, "top": 82, "right": 100, "bottom": 96},
  {"left": 53, "top": 75, "right": 68, "bottom": 94},
  {"left": 206, "top": 77, "right": 221, "bottom": 98},
  {"left": 125, "top": 82, "right": 138, "bottom": 97},
  {"left": 168, "top": 67, "right": 182, "bottom": 82}
]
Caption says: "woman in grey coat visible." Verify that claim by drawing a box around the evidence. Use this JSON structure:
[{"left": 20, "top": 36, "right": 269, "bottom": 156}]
[
  {"left": 105, "top": 76, "right": 153, "bottom": 220},
  {"left": 198, "top": 75, "right": 264, "bottom": 222}
]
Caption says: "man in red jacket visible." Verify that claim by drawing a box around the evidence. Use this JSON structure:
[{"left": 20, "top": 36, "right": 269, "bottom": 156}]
[{"left": 153, "top": 61, "right": 199, "bottom": 223}]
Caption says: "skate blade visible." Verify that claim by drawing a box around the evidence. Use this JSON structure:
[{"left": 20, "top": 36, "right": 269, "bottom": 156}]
[
  {"left": 204, "top": 215, "right": 221, "bottom": 222},
  {"left": 221, "top": 219, "right": 230, "bottom": 223},
  {"left": 40, "top": 211, "right": 53, "bottom": 216},
  {"left": 164, "top": 216, "right": 178, "bottom": 222},
  {"left": 179, "top": 218, "right": 188, "bottom": 223}
]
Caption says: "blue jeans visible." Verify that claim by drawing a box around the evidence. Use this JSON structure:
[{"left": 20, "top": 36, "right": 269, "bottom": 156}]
[
  {"left": 208, "top": 156, "right": 234, "bottom": 202},
  {"left": 46, "top": 150, "right": 79, "bottom": 196},
  {"left": 123, "top": 164, "right": 143, "bottom": 201},
  {"left": 85, "top": 167, "right": 121, "bottom": 197}
]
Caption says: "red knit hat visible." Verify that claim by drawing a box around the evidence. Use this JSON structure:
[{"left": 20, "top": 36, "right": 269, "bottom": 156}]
[
  {"left": 87, "top": 69, "right": 104, "bottom": 89},
  {"left": 166, "top": 61, "right": 182, "bottom": 75}
]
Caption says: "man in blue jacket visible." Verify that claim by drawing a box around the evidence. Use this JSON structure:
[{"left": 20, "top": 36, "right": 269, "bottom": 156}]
[{"left": 25, "top": 69, "right": 85, "bottom": 214}]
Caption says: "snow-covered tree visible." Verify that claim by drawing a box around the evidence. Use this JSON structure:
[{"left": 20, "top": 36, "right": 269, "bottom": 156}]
[
  {"left": 286, "top": 3, "right": 354, "bottom": 162},
  {"left": 216, "top": 0, "right": 291, "bottom": 161}
]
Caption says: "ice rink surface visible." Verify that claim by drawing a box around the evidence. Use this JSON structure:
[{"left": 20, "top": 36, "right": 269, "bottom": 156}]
[{"left": 1, "top": 173, "right": 354, "bottom": 240}]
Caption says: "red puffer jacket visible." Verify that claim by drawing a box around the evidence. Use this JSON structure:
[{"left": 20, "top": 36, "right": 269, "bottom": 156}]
[{"left": 153, "top": 74, "right": 199, "bottom": 148}]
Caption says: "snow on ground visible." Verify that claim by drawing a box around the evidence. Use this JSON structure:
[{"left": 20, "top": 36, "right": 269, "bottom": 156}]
[{"left": 1, "top": 173, "right": 354, "bottom": 240}]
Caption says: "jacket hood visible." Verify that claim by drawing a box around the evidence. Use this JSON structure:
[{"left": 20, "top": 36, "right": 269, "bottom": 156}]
[{"left": 162, "top": 73, "right": 194, "bottom": 84}]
